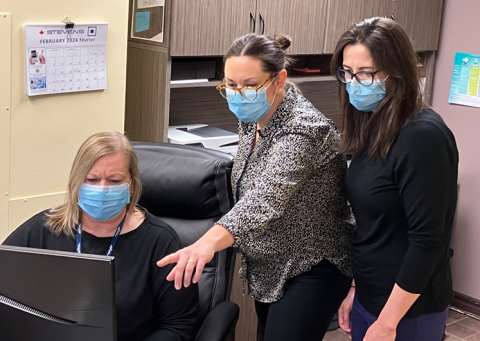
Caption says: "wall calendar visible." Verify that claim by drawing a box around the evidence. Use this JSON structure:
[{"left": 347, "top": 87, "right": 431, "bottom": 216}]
[{"left": 25, "top": 23, "right": 108, "bottom": 96}]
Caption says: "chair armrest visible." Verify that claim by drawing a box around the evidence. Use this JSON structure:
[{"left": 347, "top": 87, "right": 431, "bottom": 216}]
[{"left": 196, "top": 301, "right": 240, "bottom": 341}]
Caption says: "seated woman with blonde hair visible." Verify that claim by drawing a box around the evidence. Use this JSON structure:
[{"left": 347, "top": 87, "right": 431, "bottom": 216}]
[{"left": 3, "top": 132, "right": 199, "bottom": 341}]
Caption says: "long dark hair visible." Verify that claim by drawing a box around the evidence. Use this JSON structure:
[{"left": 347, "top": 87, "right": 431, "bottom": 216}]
[
  {"left": 331, "top": 17, "right": 424, "bottom": 159},
  {"left": 224, "top": 33, "right": 294, "bottom": 76}
]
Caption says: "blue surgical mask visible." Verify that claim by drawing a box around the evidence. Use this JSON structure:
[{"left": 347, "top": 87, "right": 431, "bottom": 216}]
[
  {"left": 346, "top": 79, "right": 387, "bottom": 112},
  {"left": 78, "top": 183, "right": 131, "bottom": 221},
  {"left": 227, "top": 79, "right": 276, "bottom": 123}
]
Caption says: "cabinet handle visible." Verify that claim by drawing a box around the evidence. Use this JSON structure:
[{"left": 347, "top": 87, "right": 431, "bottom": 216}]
[
  {"left": 259, "top": 12, "right": 265, "bottom": 35},
  {"left": 391, "top": 14, "right": 395, "bottom": 20},
  {"left": 250, "top": 11, "right": 256, "bottom": 33}
]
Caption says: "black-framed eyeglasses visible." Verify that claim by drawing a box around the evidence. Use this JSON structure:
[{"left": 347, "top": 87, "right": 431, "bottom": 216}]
[{"left": 335, "top": 68, "right": 382, "bottom": 86}]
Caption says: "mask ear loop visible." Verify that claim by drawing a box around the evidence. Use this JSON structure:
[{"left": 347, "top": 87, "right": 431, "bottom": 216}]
[
  {"left": 264, "top": 76, "right": 277, "bottom": 106},
  {"left": 269, "top": 91, "right": 277, "bottom": 106},
  {"left": 127, "top": 179, "right": 133, "bottom": 197},
  {"left": 124, "top": 178, "right": 134, "bottom": 215},
  {"left": 376, "top": 75, "right": 389, "bottom": 92}
]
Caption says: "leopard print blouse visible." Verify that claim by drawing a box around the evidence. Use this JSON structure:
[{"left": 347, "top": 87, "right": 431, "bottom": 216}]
[{"left": 217, "top": 85, "right": 354, "bottom": 303}]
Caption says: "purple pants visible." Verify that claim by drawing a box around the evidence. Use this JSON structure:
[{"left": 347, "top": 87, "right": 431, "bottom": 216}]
[{"left": 351, "top": 296, "right": 448, "bottom": 341}]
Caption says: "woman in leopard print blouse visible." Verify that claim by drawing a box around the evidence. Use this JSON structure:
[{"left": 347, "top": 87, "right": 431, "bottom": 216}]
[{"left": 158, "top": 33, "right": 353, "bottom": 341}]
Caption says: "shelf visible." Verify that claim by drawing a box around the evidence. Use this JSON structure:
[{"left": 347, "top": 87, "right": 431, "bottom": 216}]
[
  {"left": 170, "top": 79, "right": 220, "bottom": 89},
  {"left": 170, "top": 75, "right": 336, "bottom": 89},
  {"left": 290, "top": 75, "right": 336, "bottom": 83}
]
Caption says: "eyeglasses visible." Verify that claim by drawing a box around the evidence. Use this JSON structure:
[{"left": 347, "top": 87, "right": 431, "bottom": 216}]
[
  {"left": 216, "top": 75, "right": 276, "bottom": 101},
  {"left": 335, "top": 68, "right": 383, "bottom": 86}
]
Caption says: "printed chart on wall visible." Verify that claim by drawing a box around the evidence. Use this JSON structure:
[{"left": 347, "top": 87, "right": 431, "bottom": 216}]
[
  {"left": 25, "top": 23, "right": 108, "bottom": 96},
  {"left": 131, "top": 0, "right": 165, "bottom": 43},
  {"left": 449, "top": 52, "right": 480, "bottom": 108}
]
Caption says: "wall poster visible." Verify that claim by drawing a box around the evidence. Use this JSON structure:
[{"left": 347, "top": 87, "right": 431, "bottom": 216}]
[{"left": 449, "top": 52, "right": 480, "bottom": 108}]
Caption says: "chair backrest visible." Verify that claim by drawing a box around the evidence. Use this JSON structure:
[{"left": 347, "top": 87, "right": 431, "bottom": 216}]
[{"left": 132, "top": 142, "right": 235, "bottom": 328}]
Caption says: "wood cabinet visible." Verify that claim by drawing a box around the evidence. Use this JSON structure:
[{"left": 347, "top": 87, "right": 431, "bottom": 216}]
[
  {"left": 125, "top": 43, "right": 171, "bottom": 142},
  {"left": 170, "top": 0, "right": 329, "bottom": 56},
  {"left": 381, "top": 0, "right": 444, "bottom": 51},
  {"left": 167, "top": 0, "right": 446, "bottom": 56},
  {"left": 324, "top": 0, "right": 444, "bottom": 53},
  {"left": 324, "top": 0, "right": 382, "bottom": 53},
  {"left": 256, "top": 0, "right": 328, "bottom": 54},
  {"left": 171, "top": 0, "right": 444, "bottom": 56},
  {"left": 170, "top": 0, "right": 257, "bottom": 56}
]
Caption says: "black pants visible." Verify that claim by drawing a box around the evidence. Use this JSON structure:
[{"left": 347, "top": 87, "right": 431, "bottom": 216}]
[{"left": 255, "top": 259, "right": 351, "bottom": 341}]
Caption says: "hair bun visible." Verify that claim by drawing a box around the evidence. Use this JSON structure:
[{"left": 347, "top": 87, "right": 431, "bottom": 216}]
[{"left": 274, "top": 34, "right": 292, "bottom": 51}]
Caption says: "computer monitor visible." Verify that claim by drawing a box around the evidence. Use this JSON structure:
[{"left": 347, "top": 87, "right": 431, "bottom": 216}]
[{"left": 0, "top": 245, "right": 117, "bottom": 341}]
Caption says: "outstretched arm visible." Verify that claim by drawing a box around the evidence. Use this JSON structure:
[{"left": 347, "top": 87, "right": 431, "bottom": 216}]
[{"left": 157, "top": 224, "right": 234, "bottom": 290}]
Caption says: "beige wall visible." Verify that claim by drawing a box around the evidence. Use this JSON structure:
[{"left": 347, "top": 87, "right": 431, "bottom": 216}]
[
  {"left": 0, "top": 1, "right": 129, "bottom": 240},
  {"left": 0, "top": 14, "right": 12, "bottom": 242},
  {"left": 431, "top": 0, "right": 480, "bottom": 299}
]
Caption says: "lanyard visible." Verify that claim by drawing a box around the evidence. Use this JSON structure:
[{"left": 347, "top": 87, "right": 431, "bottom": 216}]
[{"left": 76, "top": 214, "right": 127, "bottom": 256}]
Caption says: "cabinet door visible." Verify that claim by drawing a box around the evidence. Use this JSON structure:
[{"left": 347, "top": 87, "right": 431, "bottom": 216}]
[
  {"left": 382, "top": 0, "right": 444, "bottom": 51},
  {"left": 323, "top": 0, "right": 382, "bottom": 54},
  {"left": 170, "top": 0, "right": 257, "bottom": 56},
  {"left": 255, "top": 0, "right": 329, "bottom": 55}
]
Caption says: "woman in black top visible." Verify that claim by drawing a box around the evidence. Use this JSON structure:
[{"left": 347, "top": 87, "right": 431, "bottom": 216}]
[
  {"left": 331, "top": 18, "right": 458, "bottom": 341},
  {"left": 3, "top": 132, "right": 198, "bottom": 341}
]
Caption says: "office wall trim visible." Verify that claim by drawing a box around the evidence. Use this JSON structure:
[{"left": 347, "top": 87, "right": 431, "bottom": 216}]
[{"left": 454, "top": 291, "right": 480, "bottom": 318}]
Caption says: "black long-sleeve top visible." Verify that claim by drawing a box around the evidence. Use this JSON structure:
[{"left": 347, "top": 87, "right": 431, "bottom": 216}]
[
  {"left": 345, "top": 108, "right": 458, "bottom": 318},
  {"left": 3, "top": 210, "right": 199, "bottom": 341}
]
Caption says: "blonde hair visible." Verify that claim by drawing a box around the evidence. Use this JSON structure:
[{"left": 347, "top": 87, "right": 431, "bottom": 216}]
[{"left": 46, "top": 132, "right": 142, "bottom": 236}]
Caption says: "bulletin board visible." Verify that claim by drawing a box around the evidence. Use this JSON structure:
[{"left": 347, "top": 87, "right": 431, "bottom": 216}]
[
  {"left": 24, "top": 23, "right": 108, "bottom": 96},
  {"left": 131, "top": 0, "right": 165, "bottom": 42}
]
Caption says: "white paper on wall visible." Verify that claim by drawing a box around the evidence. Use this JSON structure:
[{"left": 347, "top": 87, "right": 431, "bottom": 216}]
[
  {"left": 138, "top": 0, "right": 164, "bottom": 9},
  {"left": 25, "top": 23, "right": 108, "bottom": 96}
]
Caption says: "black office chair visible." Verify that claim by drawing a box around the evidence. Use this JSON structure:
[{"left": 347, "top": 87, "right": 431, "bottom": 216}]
[{"left": 132, "top": 141, "right": 239, "bottom": 341}]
